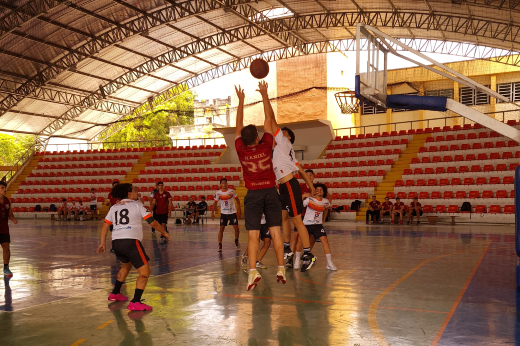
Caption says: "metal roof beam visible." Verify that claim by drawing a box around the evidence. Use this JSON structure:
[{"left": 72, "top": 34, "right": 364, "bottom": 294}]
[
  {"left": 0, "top": 0, "right": 257, "bottom": 118},
  {"left": 0, "top": 0, "right": 69, "bottom": 41}
]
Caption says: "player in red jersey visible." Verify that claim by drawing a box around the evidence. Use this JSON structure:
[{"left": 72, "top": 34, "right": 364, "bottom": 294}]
[
  {"left": 0, "top": 181, "right": 18, "bottom": 277},
  {"left": 234, "top": 83, "right": 286, "bottom": 291},
  {"left": 150, "top": 181, "right": 172, "bottom": 243}
]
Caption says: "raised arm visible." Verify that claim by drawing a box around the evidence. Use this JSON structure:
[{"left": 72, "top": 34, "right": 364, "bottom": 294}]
[
  {"left": 257, "top": 81, "right": 277, "bottom": 134},
  {"left": 235, "top": 85, "right": 245, "bottom": 138}
]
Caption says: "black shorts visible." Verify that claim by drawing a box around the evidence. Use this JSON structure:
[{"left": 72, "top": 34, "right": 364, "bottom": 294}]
[
  {"left": 197, "top": 210, "right": 206, "bottom": 215},
  {"left": 155, "top": 213, "right": 168, "bottom": 224},
  {"left": 220, "top": 213, "right": 238, "bottom": 226},
  {"left": 411, "top": 210, "right": 423, "bottom": 216},
  {"left": 279, "top": 177, "right": 304, "bottom": 218},
  {"left": 306, "top": 224, "right": 327, "bottom": 240},
  {"left": 0, "top": 233, "right": 10, "bottom": 244},
  {"left": 382, "top": 210, "right": 390, "bottom": 216},
  {"left": 260, "top": 224, "right": 271, "bottom": 239},
  {"left": 90, "top": 205, "right": 97, "bottom": 211},
  {"left": 244, "top": 187, "right": 282, "bottom": 231},
  {"left": 112, "top": 239, "right": 150, "bottom": 269}
]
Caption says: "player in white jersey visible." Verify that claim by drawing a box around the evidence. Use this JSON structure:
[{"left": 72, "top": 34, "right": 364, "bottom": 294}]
[
  {"left": 263, "top": 93, "right": 316, "bottom": 269},
  {"left": 96, "top": 183, "right": 170, "bottom": 311},
  {"left": 89, "top": 188, "right": 98, "bottom": 220},
  {"left": 241, "top": 214, "right": 271, "bottom": 270},
  {"left": 300, "top": 183, "right": 336, "bottom": 271},
  {"left": 211, "top": 178, "right": 241, "bottom": 252}
]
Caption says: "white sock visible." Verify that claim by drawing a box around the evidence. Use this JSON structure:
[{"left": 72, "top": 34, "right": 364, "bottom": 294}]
[
  {"left": 278, "top": 266, "right": 284, "bottom": 269},
  {"left": 249, "top": 268, "right": 256, "bottom": 272},
  {"left": 326, "top": 253, "right": 332, "bottom": 263},
  {"left": 295, "top": 252, "right": 302, "bottom": 262}
]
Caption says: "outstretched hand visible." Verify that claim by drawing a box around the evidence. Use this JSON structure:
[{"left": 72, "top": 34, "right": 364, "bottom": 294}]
[
  {"left": 235, "top": 85, "right": 245, "bottom": 101},
  {"left": 256, "top": 81, "right": 268, "bottom": 97},
  {"left": 96, "top": 243, "right": 106, "bottom": 254}
]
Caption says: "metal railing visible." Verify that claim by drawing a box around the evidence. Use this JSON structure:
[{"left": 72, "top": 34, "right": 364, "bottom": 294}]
[
  {"left": 1, "top": 144, "right": 37, "bottom": 184},
  {"left": 335, "top": 109, "right": 520, "bottom": 137},
  {"left": 44, "top": 137, "right": 227, "bottom": 153}
]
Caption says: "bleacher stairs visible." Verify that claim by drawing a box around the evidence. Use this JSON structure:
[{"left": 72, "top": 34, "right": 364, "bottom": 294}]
[
  {"left": 6, "top": 157, "right": 39, "bottom": 199},
  {"left": 356, "top": 134, "right": 429, "bottom": 221}
]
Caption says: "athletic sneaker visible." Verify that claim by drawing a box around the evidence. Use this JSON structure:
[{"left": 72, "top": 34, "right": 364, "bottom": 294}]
[
  {"left": 391, "top": 220, "right": 395, "bottom": 224},
  {"left": 276, "top": 267, "right": 286, "bottom": 284},
  {"left": 400, "top": 220, "right": 403, "bottom": 224},
  {"left": 283, "top": 247, "right": 293, "bottom": 260},
  {"left": 247, "top": 270, "right": 262, "bottom": 291},
  {"left": 326, "top": 262, "right": 337, "bottom": 271},
  {"left": 293, "top": 258, "right": 301, "bottom": 270},
  {"left": 285, "top": 254, "right": 294, "bottom": 268},
  {"left": 407, "top": 221, "right": 410, "bottom": 225},
  {"left": 110, "top": 248, "right": 115, "bottom": 253},
  {"left": 159, "top": 236, "right": 168, "bottom": 244},
  {"left": 235, "top": 240, "right": 240, "bottom": 249},
  {"left": 128, "top": 300, "right": 153, "bottom": 311},
  {"left": 300, "top": 253, "right": 317, "bottom": 272},
  {"left": 241, "top": 254, "right": 248, "bottom": 265},
  {"left": 3, "top": 267, "right": 13, "bottom": 277},
  {"left": 218, "top": 244, "right": 222, "bottom": 252},
  {"left": 256, "top": 261, "right": 267, "bottom": 269},
  {"left": 108, "top": 293, "right": 128, "bottom": 301},
  {"left": 417, "top": 221, "right": 420, "bottom": 225}
]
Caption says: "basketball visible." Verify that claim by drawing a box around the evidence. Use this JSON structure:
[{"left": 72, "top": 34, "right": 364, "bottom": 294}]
[{"left": 250, "top": 58, "right": 269, "bottom": 79}]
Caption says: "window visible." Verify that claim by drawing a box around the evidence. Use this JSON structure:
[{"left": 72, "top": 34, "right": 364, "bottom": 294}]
[
  {"left": 459, "top": 85, "right": 490, "bottom": 106},
  {"left": 361, "top": 103, "right": 386, "bottom": 115},
  {"left": 497, "top": 82, "right": 520, "bottom": 102},
  {"left": 425, "top": 89, "right": 454, "bottom": 99}
]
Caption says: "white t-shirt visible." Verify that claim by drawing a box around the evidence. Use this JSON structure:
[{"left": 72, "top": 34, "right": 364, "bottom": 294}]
[
  {"left": 74, "top": 202, "right": 82, "bottom": 210},
  {"left": 272, "top": 128, "right": 299, "bottom": 181},
  {"left": 302, "top": 197, "right": 330, "bottom": 225},
  {"left": 105, "top": 199, "right": 152, "bottom": 241},
  {"left": 214, "top": 189, "right": 237, "bottom": 214},
  {"left": 67, "top": 202, "right": 74, "bottom": 210},
  {"left": 90, "top": 193, "right": 97, "bottom": 206}
]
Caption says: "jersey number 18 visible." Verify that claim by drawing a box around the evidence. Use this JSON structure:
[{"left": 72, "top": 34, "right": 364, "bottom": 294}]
[{"left": 114, "top": 209, "right": 130, "bottom": 225}]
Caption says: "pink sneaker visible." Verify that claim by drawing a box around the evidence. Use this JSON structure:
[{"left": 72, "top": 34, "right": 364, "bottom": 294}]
[
  {"left": 108, "top": 293, "right": 128, "bottom": 302},
  {"left": 128, "top": 301, "right": 153, "bottom": 311}
]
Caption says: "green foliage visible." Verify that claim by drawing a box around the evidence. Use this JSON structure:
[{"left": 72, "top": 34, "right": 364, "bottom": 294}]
[
  {"left": 0, "top": 133, "right": 35, "bottom": 166},
  {"left": 103, "top": 91, "right": 196, "bottom": 147}
]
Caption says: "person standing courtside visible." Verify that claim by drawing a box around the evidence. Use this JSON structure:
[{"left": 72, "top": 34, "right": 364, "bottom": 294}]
[
  {"left": 211, "top": 178, "right": 241, "bottom": 251},
  {"left": 234, "top": 83, "right": 286, "bottom": 291},
  {"left": 0, "top": 181, "right": 17, "bottom": 277},
  {"left": 149, "top": 182, "right": 159, "bottom": 233},
  {"left": 150, "top": 181, "right": 172, "bottom": 243}
]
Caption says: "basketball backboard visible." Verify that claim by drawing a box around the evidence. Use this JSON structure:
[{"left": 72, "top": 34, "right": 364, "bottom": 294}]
[{"left": 355, "top": 24, "right": 388, "bottom": 110}]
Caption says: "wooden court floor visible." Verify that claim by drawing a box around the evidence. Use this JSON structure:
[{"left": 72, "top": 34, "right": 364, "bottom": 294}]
[{"left": 0, "top": 219, "right": 517, "bottom": 345}]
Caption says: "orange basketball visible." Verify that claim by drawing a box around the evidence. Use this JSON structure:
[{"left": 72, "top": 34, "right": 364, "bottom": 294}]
[{"left": 250, "top": 58, "right": 269, "bottom": 79}]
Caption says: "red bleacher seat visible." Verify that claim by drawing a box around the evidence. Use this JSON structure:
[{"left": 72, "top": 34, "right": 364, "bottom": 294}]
[
  {"left": 503, "top": 176, "right": 514, "bottom": 184},
  {"left": 386, "top": 192, "right": 395, "bottom": 199},
  {"left": 443, "top": 191, "right": 454, "bottom": 199},
  {"left": 475, "top": 177, "right": 487, "bottom": 185},
  {"left": 423, "top": 205, "right": 433, "bottom": 213},
  {"left": 463, "top": 178, "right": 474, "bottom": 185},
  {"left": 448, "top": 205, "right": 459, "bottom": 213},
  {"left": 496, "top": 190, "right": 508, "bottom": 198},
  {"left": 455, "top": 191, "right": 466, "bottom": 198},
  {"left": 482, "top": 191, "right": 493, "bottom": 198},
  {"left": 504, "top": 205, "right": 515, "bottom": 214},
  {"left": 475, "top": 205, "right": 487, "bottom": 213},
  {"left": 489, "top": 205, "right": 501, "bottom": 214},
  {"left": 435, "top": 205, "right": 446, "bottom": 213}
]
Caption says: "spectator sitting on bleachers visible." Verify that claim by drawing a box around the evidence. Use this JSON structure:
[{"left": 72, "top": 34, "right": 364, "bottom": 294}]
[
  {"left": 380, "top": 197, "right": 393, "bottom": 223},
  {"left": 185, "top": 197, "right": 197, "bottom": 225},
  {"left": 408, "top": 197, "right": 423, "bottom": 225},
  {"left": 90, "top": 188, "right": 98, "bottom": 220},
  {"left": 193, "top": 196, "right": 207, "bottom": 224},
  {"left": 392, "top": 197, "right": 405, "bottom": 224}
]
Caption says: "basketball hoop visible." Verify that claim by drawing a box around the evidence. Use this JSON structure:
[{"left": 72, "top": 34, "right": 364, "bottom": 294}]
[{"left": 335, "top": 91, "right": 359, "bottom": 114}]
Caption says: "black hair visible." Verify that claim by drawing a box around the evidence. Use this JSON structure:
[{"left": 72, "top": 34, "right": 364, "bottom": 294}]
[
  {"left": 413, "top": 196, "right": 418, "bottom": 199},
  {"left": 396, "top": 197, "right": 400, "bottom": 200},
  {"left": 241, "top": 124, "right": 258, "bottom": 146},
  {"left": 111, "top": 181, "right": 119, "bottom": 187},
  {"left": 314, "top": 183, "right": 327, "bottom": 198},
  {"left": 304, "top": 169, "right": 315, "bottom": 174},
  {"left": 282, "top": 127, "right": 295, "bottom": 144},
  {"left": 62, "top": 198, "right": 66, "bottom": 202},
  {"left": 201, "top": 196, "right": 205, "bottom": 199},
  {"left": 91, "top": 188, "right": 95, "bottom": 191},
  {"left": 0, "top": 181, "right": 6, "bottom": 188},
  {"left": 111, "top": 183, "right": 133, "bottom": 200},
  {"left": 220, "top": 178, "right": 227, "bottom": 184},
  {"left": 157, "top": 181, "right": 164, "bottom": 185}
]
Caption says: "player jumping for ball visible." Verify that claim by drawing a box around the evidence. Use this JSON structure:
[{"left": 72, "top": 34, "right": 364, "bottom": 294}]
[
  {"left": 96, "top": 183, "right": 170, "bottom": 311},
  {"left": 234, "top": 82, "right": 286, "bottom": 291},
  {"left": 263, "top": 87, "right": 316, "bottom": 271}
]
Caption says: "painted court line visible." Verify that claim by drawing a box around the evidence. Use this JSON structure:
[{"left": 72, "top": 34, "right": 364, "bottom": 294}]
[
  {"left": 430, "top": 240, "right": 492, "bottom": 346},
  {"left": 96, "top": 320, "right": 114, "bottom": 330},
  {"left": 367, "top": 242, "right": 492, "bottom": 346},
  {"left": 70, "top": 339, "right": 87, "bottom": 346}
]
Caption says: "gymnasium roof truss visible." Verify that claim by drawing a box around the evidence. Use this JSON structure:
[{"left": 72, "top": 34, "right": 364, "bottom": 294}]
[{"left": 0, "top": 0, "right": 520, "bottom": 140}]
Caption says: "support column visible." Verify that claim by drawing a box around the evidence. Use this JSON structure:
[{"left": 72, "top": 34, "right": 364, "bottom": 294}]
[
  {"left": 386, "top": 87, "right": 392, "bottom": 132},
  {"left": 453, "top": 81, "right": 460, "bottom": 126},
  {"left": 490, "top": 75, "right": 497, "bottom": 119},
  {"left": 352, "top": 111, "right": 361, "bottom": 135},
  {"left": 418, "top": 83, "right": 425, "bottom": 129}
]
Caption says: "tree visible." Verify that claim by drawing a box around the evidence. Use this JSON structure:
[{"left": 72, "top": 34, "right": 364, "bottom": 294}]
[
  {"left": 0, "top": 133, "right": 35, "bottom": 166},
  {"left": 102, "top": 90, "right": 196, "bottom": 147}
]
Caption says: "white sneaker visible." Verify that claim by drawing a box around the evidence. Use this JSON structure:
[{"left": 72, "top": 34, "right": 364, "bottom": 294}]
[
  {"left": 294, "top": 259, "right": 301, "bottom": 270},
  {"left": 241, "top": 254, "right": 248, "bottom": 266},
  {"left": 80, "top": 217, "right": 84, "bottom": 221},
  {"left": 247, "top": 269, "right": 262, "bottom": 291},
  {"left": 276, "top": 267, "right": 286, "bottom": 284},
  {"left": 326, "top": 262, "right": 337, "bottom": 271},
  {"left": 256, "top": 261, "right": 267, "bottom": 269}
]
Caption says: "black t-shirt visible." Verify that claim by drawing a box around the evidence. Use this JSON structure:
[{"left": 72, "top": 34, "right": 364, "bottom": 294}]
[
  {"left": 187, "top": 201, "right": 197, "bottom": 210},
  {"left": 197, "top": 201, "right": 207, "bottom": 212}
]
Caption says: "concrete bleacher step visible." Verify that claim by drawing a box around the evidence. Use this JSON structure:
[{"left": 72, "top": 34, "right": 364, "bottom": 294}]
[
  {"left": 6, "top": 156, "right": 40, "bottom": 198},
  {"left": 356, "top": 134, "right": 429, "bottom": 220}
]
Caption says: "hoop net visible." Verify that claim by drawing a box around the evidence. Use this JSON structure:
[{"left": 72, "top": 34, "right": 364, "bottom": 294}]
[{"left": 335, "top": 91, "right": 359, "bottom": 114}]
